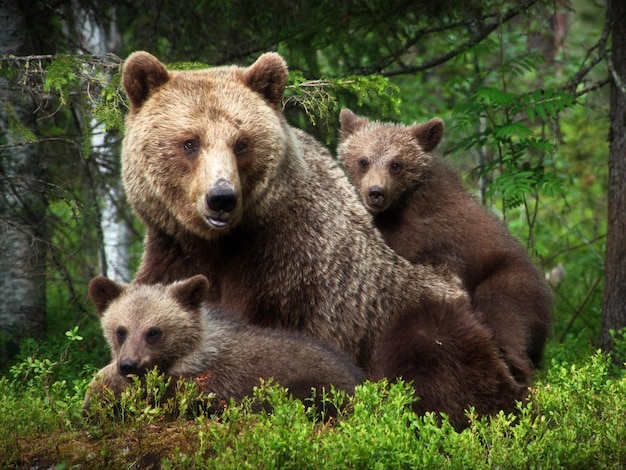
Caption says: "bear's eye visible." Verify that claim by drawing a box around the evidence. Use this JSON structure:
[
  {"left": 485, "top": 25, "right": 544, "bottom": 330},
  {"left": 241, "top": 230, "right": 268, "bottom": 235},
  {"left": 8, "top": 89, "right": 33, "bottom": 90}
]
[
  {"left": 358, "top": 159, "right": 369, "bottom": 171},
  {"left": 233, "top": 138, "right": 248, "bottom": 157},
  {"left": 390, "top": 161, "right": 402, "bottom": 174},
  {"left": 182, "top": 138, "right": 199, "bottom": 155},
  {"left": 146, "top": 327, "right": 162, "bottom": 345},
  {"left": 116, "top": 327, "right": 127, "bottom": 344}
]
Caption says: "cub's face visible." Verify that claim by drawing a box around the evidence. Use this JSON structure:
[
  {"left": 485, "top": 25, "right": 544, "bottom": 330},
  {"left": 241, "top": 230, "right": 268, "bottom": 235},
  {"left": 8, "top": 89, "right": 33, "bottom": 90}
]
[
  {"left": 338, "top": 109, "right": 444, "bottom": 214},
  {"left": 121, "top": 52, "right": 290, "bottom": 240},
  {"left": 88, "top": 276, "right": 210, "bottom": 379}
]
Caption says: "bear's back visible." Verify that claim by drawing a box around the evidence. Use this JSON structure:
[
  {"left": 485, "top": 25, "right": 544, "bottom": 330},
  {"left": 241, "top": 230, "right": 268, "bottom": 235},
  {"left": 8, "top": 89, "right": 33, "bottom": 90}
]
[{"left": 376, "top": 158, "right": 533, "bottom": 286}]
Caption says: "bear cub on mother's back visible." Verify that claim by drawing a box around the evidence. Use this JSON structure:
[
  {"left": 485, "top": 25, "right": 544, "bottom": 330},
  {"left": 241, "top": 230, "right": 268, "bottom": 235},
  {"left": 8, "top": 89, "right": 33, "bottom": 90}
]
[
  {"left": 338, "top": 109, "right": 553, "bottom": 390},
  {"left": 83, "top": 275, "right": 364, "bottom": 413}
]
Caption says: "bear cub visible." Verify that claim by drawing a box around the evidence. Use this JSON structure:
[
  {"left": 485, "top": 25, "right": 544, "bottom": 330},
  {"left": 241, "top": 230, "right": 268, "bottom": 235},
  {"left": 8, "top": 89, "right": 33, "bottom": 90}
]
[
  {"left": 338, "top": 109, "right": 553, "bottom": 390},
  {"left": 84, "top": 275, "right": 364, "bottom": 413},
  {"left": 371, "top": 296, "right": 525, "bottom": 429}
]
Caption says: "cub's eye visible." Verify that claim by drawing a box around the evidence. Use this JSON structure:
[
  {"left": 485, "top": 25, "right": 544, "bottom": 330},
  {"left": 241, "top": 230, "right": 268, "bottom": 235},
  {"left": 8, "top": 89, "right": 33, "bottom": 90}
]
[
  {"left": 182, "top": 138, "right": 199, "bottom": 155},
  {"left": 358, "top": 159, "right": 369, "bottom": 171},
  {"left": 116, "top": 327, "right": 127, "bottom": 344},
  {"left": 233, "top": 138, "right": 249, "bottom": 156},
  {"left": 390, "top": 161, "right": 402, "bottom": 174},
  {"left": 146, "top": 327, "right": 162, "bottom": 345}
]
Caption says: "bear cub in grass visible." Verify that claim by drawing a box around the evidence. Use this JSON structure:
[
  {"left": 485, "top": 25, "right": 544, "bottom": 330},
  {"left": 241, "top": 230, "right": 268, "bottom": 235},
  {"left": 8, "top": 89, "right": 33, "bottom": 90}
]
[
  {"left": 338, "top": 109, "right": 553, "bottom": 390},
  {"left": 84, "top": 275, "right": 364, "bottom": 413},
  {"left": 371, "top": 296, "right": 525, "bottom": 427}
]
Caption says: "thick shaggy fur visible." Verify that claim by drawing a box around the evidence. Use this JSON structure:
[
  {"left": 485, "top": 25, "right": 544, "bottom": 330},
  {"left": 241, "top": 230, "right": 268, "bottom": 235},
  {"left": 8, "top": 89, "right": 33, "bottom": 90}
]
[
  {"left": 120, "top": 51, "right": 467, "bottom": 376},
  {"left": 371, "top": 297, "right": 525, "bottom": 430},
  {"left": 338, "top": 109, "right": 553, "bottom": 390},
  {"left": 118, "top": 52, "right": 525, "bottom": 427},
  {"left": 84, "top": 275, "right": 365, "bottom": 411}
]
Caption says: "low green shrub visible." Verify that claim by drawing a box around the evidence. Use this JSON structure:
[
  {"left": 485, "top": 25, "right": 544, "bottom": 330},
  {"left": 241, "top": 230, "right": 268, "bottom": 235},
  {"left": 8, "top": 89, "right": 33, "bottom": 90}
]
[{"left": 1, "top": 329, "right": 625, "bottom": 469}]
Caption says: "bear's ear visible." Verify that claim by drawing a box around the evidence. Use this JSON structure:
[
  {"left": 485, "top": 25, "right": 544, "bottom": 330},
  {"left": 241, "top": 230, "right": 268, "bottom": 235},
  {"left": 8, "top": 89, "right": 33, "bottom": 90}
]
[
  {"left": 88, "top": 276, "right": 126, "bottom": 316},
  {"left": 339, "top": 109, "right": 368, "bottom": 137},
  {"left": 410, "top": 118, "right": 445, "bottom": 153},
  {"left": 242, "top": 52, "right": 288, "bottom": 108},
  {"left": 122, "top": 51, "right": 170, "bottom": 111},
  {"left": 169, "top": 275, "right": 211, "bottom": 312}
]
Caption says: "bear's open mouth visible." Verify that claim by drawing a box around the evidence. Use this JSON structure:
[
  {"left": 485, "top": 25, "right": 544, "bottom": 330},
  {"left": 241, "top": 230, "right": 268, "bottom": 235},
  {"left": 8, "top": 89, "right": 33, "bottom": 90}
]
[{"left": 207, "top": 216, "right": 228, "bottom": 228}]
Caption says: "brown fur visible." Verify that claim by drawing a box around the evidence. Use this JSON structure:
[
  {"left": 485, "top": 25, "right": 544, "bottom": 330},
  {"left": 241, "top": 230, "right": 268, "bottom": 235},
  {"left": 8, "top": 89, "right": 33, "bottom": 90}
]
[
  {"left": 84, "top": 275, "right": 365, "bottom": 411},
  {"left": 338, "top": 109, "right": 553, "bottom": 389},
  {"left": 120, "top": 51, "right": 466, "bottom": 374},
  {"left": 118, "top": 51, "right": 522, "bottom": 427},
  {"left": 371, "top": 297, "right": 525, "bottom": 430}
]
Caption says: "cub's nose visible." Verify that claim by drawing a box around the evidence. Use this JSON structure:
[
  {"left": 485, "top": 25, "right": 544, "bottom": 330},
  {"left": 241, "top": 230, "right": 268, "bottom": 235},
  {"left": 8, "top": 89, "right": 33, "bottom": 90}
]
[
  {"left": 119, "top": 359, "right": 139, "bottom": 377},
  {"left": 206, "top": 179, "right": 237, "bottom": 213},
  {"left": 368, "top": 186, "right": 385, "bottom": 206}
]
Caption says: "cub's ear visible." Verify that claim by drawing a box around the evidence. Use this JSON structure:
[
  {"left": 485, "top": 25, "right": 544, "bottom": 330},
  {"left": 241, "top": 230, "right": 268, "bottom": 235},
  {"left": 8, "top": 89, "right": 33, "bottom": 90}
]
[
  {"left": 122, "top": 51, "right": 170, "bottom": 111},
  {"left": 88, "top": 277, "right": 126, "bottom": 316},
  {"left": 169, "top": 275, "right": 211, "bottom": 312},
  {"left": 242, "top": 52, "right": 288, "bottom": 108},
  {"left": 410, "top": 118, "right": 445, "bottom": 153},
  {"left": 339, "top": 109, "right": 368, "bottom": 137}
]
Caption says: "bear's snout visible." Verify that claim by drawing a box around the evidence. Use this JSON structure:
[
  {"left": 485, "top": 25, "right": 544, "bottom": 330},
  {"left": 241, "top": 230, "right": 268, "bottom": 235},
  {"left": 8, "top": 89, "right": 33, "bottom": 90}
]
[
  {"left": 367, "top": 186, "right": 386, "bottom": 208},
  {"left": 119, "top": 359, "right": 139, "bottom": 377},
  {"left": 203, "top": 178, "right": 239, "bottom": 229},
  {"left": 206, "top": 188, "right": 237, "bottom": 213}
]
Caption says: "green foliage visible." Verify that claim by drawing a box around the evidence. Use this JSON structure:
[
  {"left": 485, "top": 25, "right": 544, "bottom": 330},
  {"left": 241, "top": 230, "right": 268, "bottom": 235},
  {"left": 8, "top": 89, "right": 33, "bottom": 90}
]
[
  {"left": 609, "top": 327, "right": 626, "bottom": 366},
  {"left": 2, "top": 336, "right": 626, "bottom": 468},
  {"left": 92, "top": 71, "right": 126, "bottom": 132},
  {"left": 454, "top": 82, "right": 571, "bottom": 217},
  {"left": 9, "top": 326, "right": 87, "bottom": 389},
  {"left": 534, "top": 103, "right": 608, "bottom": 340},
  {"left": 167, "top": 61, "right": 211, "bottom": 71},
  {"left": 85, "top": 368, "right": 208, "bottom": 429},
  {"left": 0, "top": 328, "right": 91, "bottom": 464},
  {"left": 43, "top": 55, "right": 82, "bottom": 105},
  {"left": 284, "top": 72, "right": 400, "bottom": 138},
  {"left": 2, "top": 102, "right": 37, "bottom": 143}
]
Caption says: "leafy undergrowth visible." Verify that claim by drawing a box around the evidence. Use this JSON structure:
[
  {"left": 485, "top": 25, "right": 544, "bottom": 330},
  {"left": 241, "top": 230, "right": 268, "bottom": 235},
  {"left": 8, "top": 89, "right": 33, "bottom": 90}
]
[{"left": 2, "top": 335, "right": 626, "bottom": 469}]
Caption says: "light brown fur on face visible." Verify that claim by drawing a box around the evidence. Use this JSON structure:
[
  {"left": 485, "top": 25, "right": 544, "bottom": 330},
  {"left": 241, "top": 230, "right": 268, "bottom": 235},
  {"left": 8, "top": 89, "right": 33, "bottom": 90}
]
[
  {"left": 84, "top": 275, "right": 365, "bottom": 413},
  {"left": 339, "top": 109, "right": 553, "bottom": 393},
  {"left": 122, "top": 52, "right": 289, "bottom": 241},
  {"left": 339, "top": 109, "right": 444, "bottom": 215}
]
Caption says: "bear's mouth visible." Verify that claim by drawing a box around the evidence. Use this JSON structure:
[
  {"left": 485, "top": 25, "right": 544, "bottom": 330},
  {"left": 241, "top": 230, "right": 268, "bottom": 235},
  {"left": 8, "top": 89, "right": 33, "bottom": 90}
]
[
  {"left": 365, "top": 201, "right": 386, "bottom": 215},
  {"left": 206, "top": 215, "right": 229, "bottom": 228}
]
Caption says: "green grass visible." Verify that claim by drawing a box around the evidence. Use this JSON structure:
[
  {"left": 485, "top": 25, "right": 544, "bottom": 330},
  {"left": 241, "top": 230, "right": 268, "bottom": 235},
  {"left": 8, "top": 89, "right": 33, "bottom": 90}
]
[{"left": 2, "top": 332, "right": 626, "bottom": 469}]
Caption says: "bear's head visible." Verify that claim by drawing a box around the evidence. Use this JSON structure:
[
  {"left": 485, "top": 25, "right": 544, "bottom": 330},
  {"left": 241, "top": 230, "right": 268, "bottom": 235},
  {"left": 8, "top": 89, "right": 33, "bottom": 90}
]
[
  {"left": 121, "top": 51, "right": 291, "bottom": 240},
  {"left": 88, "top": 275, "right": 211, "bottom": 379},
  {"left": 338, "top": 108, "right": 444, "bottom": 214}
]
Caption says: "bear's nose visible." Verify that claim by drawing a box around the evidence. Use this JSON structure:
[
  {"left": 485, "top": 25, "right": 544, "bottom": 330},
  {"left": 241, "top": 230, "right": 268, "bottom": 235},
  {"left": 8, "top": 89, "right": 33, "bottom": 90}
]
[
  {"left": 206, "top": 180, "right": 238, "bottom": 213},
  {"left": 119, "top": 359, "right": 139, "bottom": 377},
  {"left": 368, "top": 186, "right": 385, "bottom": 206}
]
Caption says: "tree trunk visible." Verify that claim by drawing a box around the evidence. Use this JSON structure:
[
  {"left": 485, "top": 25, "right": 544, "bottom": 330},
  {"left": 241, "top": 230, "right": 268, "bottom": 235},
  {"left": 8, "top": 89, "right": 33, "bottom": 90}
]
[
  {"left": 0, "top": 2, "right": 48, "bottom": 362},
  {"left": 601, "top": 0, "right": 626, "bottom": 353},
  {"left": 70, "top": 1, "right": 132, "bottom": 283}
]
